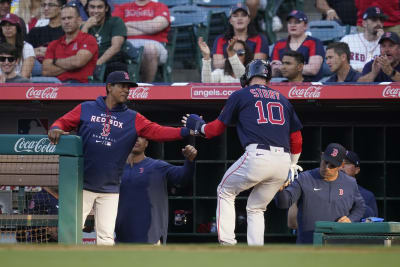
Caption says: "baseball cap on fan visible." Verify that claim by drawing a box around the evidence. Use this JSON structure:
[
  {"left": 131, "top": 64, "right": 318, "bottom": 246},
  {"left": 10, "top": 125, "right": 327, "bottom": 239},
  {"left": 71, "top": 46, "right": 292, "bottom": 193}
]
[
  {"left": 379, "top": 32, "right": 400, "bottom": 45},
  {"left": 106, "top": 71, "right": 138, "bottom": 87},
  {"left": 322, "top": 143, "right": 346, "bottom": 167},
  {"left": 287, "top": 10, "right": 308, "bottom": 23},
  {"left": 362, "top": 6, "right": 388, "bottom": 21},
  {"left": 229, "top": 3, "right": 250, "bottom": 17},
  {"left": 0, "top": 13, "right": 20, "bottom": 26}
]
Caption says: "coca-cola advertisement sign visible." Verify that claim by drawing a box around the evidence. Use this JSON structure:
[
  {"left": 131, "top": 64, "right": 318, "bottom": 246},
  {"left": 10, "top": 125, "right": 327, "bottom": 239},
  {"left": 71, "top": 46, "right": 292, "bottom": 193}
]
[
  {"left": 382, "top": 86, "right": 400, "bottom": 98},
  {"left": 128, "top": 87, "right": 149, "bottom": 99},
  {"left": 14, "top": 137, "right": 56, "bottom": 153},
  {"left": 26, "top": 87, "right": 59, "bottom": 99},
  {"left": 288, "top": 86, "right": 322, "bottom": 98}
]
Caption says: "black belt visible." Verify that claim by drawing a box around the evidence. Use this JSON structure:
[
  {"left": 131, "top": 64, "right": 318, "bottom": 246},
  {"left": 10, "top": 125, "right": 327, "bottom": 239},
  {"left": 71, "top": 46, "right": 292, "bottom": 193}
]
[{"left": 256, "top": 144, "right": 289, "bottom": 153}]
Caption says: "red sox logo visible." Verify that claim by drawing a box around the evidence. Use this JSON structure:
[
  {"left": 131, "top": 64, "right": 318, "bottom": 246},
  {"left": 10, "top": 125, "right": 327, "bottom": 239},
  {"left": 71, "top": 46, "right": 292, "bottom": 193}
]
[
  {"left": 101, "top": 123, "right": 111, "bottom": 137},
  {"left": 339, "top": 189, "right": 344, "bottom": 196},
  {"left": 139, "top": 167, "right": 144, "bottom": 173},
  {"left": 331, "top": 148, "right": 338, "bottom": 157},
  {"left": 124, "top": 72, "right": 129, "bottom": 80}
]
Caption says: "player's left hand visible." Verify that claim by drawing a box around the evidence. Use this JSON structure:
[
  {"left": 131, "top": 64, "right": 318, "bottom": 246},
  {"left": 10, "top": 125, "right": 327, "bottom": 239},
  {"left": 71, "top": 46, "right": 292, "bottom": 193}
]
[
  {"left": 286, "top": 164, "right": 303, "bottom": 183},
  {"left": 337, "top": 216, "right": 351, "bottom": 223},
  {"left": 182, "top": 145, "right": 198, "bottom": 161},
  {"left": 182, "top": 114, "right": 205, "bottom": 136}
]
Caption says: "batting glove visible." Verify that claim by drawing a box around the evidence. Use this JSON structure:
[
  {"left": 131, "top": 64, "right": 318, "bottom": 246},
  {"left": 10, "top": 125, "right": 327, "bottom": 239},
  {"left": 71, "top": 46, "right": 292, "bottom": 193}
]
[
  {"left": 286, "top": 164, "right": 303, "bottom": 183},
  {"left": 186, "top": 114, "right": 205, "bottom": 136}
]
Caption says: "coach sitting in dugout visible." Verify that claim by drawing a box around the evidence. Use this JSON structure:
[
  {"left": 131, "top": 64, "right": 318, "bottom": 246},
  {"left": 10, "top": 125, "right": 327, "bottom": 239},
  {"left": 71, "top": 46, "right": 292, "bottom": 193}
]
[
  {"left": 115, "top": 137, "right": 197, "bottom": 244},
  {"left": 276, "top": 143, "right": 365, "bottom": 244}
]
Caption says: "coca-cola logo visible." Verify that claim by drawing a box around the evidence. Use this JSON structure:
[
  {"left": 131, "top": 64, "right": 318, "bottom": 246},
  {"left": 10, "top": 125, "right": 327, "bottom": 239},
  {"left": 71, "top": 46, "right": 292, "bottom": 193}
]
[
  {"left": 14, "top": 138, "right": 56, "bottom": 153},
  {"left": 26, "top": 87, "right": 59, "bottom": 99},
  {"left": 382, "top": 86, "right": 400, "bottom": 98},
  {"left": 128, "top": 87, "right": 149, "bottom": 99},
  {"left": 288, "top": 86, "right": 322, "bottom": 98}
]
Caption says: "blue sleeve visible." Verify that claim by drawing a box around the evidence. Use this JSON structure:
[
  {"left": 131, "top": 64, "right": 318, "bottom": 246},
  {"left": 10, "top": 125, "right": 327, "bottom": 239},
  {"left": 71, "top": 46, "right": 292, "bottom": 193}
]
[
  {"left": 163, "top": 159, "right": 195, "bottom": 185},
  {"left": 363, "top": 192, "right": 378, "bottom": 218},
  {"left": 276, "top": 178, "right": 302, "bottom": 209},
  {"left": 362, "top": 60, "right": 373, "bottom": 76},
  {"left": 217, "top": 92, "right": 241, "bottom": 125},
  {"left": 348, "top": 184, "right": 366, "bottom": 222}
]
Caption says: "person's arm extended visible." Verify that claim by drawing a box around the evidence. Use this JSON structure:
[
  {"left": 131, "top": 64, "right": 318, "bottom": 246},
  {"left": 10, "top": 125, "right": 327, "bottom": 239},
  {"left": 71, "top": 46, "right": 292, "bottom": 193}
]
[
  {"left": 125, "top": 16, "right": 169, "bottom": 35},
  {"left": 136, "top": 113, "right": 189, "bottom": 141},
  {"left": 315, "top": 0, "right": 339, "bottom": 20},
  {"left": 276, "top": 179, "right": 302, "bottom": 209},
  {"left": 166, "top": 145, "right": 197, "bottom": 184},
  {"left": 54, "top": 49, "right": 94, "bottom": 70},
  {"left": 228, "top": 54, "right": 246, "bottom": 78},
  {"left": 42, "top": 58, "right": 66, "bottom": 76},
  {"left": 303, "top": 55, "right": 323, "bottom": 76},
  {"left": 97, "top": 36, "right": 125, "bottom": 65},
  {"left": 212, "top": 54, "right": 225, "bottom": 69}
]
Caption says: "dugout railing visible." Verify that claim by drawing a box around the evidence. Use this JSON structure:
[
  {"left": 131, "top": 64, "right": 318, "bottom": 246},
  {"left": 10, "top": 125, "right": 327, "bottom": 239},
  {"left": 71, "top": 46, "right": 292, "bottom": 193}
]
[{"left": 0, "top": 135, "right": 83, "bottom": 244}]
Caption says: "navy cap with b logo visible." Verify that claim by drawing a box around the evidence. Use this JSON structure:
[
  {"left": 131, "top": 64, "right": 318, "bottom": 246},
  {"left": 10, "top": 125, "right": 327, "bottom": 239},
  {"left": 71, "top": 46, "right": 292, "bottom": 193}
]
[
  {"left": 322, "top": 143, "right": 346, "bottom": 167},
  {"left": 345, "top": 150, "right": 360, "bottom": 167},
  {"left": 362, "top": 6, "right": 388, "bottom": 21},
  {"left": 287, "top": 10, "right": 308, "bottom": 23},
  {"left": 105, "top": 71, "right": 138, "bottom": 87},
  {"left": 379, "top": 31, "right": 400, "bottom": 45}
]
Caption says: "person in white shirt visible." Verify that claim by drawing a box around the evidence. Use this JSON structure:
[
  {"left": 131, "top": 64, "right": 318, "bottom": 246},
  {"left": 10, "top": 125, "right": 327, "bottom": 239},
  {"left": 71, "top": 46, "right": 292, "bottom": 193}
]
[
  {"left": 340, "top": 6, "right": 386, "bottom": 72},
  {"left": 198, "top": 36, "right": 253, "bottom": 83}
]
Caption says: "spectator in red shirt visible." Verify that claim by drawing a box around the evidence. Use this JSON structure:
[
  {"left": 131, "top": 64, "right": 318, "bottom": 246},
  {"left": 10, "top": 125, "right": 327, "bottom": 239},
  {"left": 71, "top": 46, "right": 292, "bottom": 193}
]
[
  {"left": 212, "top": 3, "right": 268, "bottom": 69},
  {"left": 113, "top": 0, "right": 170, "bottom": 83},
  {"left": 42, "top": 4, "right": 98, "bottom": 83},
  {"left": 355, "top": 0, "right": 400, "bottom": 36}
]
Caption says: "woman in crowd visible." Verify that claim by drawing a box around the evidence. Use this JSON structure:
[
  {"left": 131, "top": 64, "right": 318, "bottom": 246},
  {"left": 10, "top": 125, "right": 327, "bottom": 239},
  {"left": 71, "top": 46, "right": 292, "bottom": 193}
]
[
  {"left": 199, "top": 36, "right": 253, "bottom": 83},
  {"left": 0, "top": 13, "right": 34, "bottom": 78},
  {"left": 212, "top": 3, "right": 268, "bottom": 69},
  {"left": 271, "top": 10, "right": 325, "bottom": 82}
]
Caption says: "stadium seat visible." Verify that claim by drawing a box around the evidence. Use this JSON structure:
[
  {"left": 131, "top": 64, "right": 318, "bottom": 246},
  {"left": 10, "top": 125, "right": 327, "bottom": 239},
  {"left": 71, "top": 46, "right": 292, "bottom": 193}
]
[
  {"left": 158, "top": 0, "right": 192, "bottom": 8},
  {"left": 170, "top": 5, "right": 210, "bottom": 71},
  {"left": 307, "top": 20, "right": 347, "bottom": 45}
]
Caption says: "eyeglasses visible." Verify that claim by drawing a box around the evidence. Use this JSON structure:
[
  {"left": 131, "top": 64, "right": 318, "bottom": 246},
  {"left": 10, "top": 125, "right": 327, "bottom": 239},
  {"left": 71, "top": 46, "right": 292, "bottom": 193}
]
[
  {"left": 235, "top": 49, "right": 245, "bottom": 56},
  {"left": 41, "top": 3, "right": 60, "bottom": 8},
  {"left": 0, "top": 56, "right": 16, "bottom": 63}
]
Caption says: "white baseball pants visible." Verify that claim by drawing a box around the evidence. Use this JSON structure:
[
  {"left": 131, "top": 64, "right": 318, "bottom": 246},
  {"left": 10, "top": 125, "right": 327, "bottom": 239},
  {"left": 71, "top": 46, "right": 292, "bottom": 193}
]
[
  {"left": 216, "top": 144, "right": 290, "bottom": 246},
  {"left": 82, "top": 190, "right": 119, "bottom": 246}
]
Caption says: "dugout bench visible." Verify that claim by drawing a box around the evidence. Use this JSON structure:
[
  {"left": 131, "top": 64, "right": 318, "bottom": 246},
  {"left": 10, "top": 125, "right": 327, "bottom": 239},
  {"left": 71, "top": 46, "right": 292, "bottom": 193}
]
[
  {"left": 0, "top": 135, "right": 83, "bottom": 244},
  {"left": 313, "top": 221, "right": 400, "bottom": 246}
]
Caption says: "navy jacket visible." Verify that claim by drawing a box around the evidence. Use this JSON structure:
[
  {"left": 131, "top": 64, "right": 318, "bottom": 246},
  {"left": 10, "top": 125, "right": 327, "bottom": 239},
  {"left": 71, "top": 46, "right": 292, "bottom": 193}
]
[
  {"left": 115, "top": 157, "right": 195, "bottom": 244},
  {"left": 276, "top": 168, "right": 365, "bottom": 244},
  {"left": 51, "top": 96, "right": 188, "bottom": 193}
]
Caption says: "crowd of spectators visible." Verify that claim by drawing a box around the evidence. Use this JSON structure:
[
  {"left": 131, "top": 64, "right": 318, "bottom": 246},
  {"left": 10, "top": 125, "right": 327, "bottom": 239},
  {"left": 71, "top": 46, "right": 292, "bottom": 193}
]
[{"left": 0, "top": 0, "right": 399, "bottom": 84}]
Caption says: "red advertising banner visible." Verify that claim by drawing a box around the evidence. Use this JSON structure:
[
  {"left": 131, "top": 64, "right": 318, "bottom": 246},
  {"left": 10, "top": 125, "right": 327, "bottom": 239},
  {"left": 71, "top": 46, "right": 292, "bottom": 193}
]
[{"left": 1, "top": 82, "right": 400, "bottom": 101}]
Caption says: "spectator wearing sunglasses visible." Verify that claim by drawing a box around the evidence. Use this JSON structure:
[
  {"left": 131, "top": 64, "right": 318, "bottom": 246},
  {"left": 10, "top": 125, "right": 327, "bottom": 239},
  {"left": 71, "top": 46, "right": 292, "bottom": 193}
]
[
  {"left": 0, "top": 42, "right": 30, "bottom": 83},
  {"left": 199, "top": 36, "right": 253, "bottom": 83},
  {"left": 275, "top": 143, "right": 365, "bottom": 244}
]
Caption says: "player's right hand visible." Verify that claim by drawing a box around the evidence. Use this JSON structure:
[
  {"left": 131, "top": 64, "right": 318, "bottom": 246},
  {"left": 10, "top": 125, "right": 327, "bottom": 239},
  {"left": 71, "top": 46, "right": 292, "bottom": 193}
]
[{"left": 48, "top": 128, "right": 69, "bottom": 145}]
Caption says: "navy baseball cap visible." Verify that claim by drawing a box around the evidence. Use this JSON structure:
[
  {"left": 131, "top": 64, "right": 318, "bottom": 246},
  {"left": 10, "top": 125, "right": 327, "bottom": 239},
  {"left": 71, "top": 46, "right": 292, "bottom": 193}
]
[
  {"left": 287, "top": 10, "right": 308, "bottom": 23},
  {"left": 362, "top": 6, "right": 388, "bottom": 21},
  {"left": 345, "top": 151, "right": 360, "bottom": 167},
  {"left": 322, "top": 143, "right": 346, "bottom": 167},
  {"left": 229, "top": 3, "right": 250, "bottom": 17},
  {"left": 105, "top": 71, "right": 137, "bottom": 87},
  {"left": 379, "top": 31, "right": 400, "bottom": 45}
]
